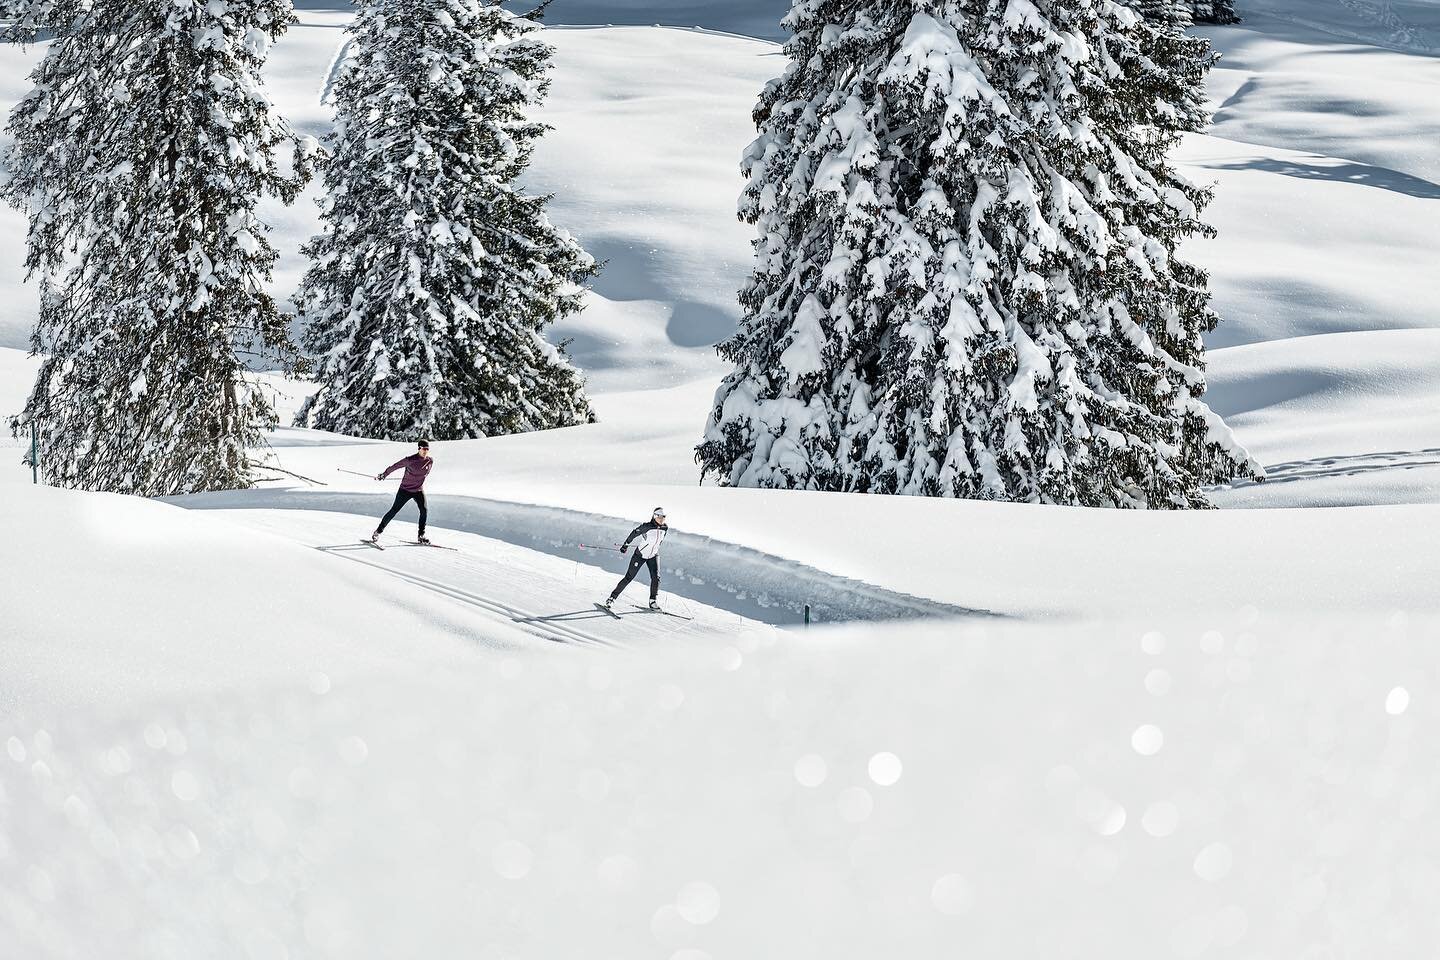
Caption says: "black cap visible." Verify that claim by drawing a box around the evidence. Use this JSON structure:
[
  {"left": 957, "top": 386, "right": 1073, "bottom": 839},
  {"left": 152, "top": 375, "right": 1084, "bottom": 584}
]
[{"left": 418, "top": 439, "right": 431, "bottom": 448}]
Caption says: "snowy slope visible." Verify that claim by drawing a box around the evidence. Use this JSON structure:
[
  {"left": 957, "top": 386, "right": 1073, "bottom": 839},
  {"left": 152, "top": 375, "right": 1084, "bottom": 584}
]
[
  {"left": 0, "top": 484, "right": 541, "bottom": 712},
  {"left": 1186, "top": 2, "right": 1440, "bottom": 505},
  {"left": 1238, "top": 0, "right": 1440, "bottom": 54},
  {"left": 6, "top": 597, "right": 1440, "bottom": 959},
  {"left": 4, "top": 5, "right": 1440, "bottom": 959},
  {"left": 514, "top": 27, "right": 778, "bottom": 389},
  {"left": 1208, "top": 329, "right": 1440, "bottom": 506},
  {"left": 6, "top": 448, "right": 1440, "bottom": 959},
  {"left": 1181, "top": 135, "right": 1440, "bottom": 351}
]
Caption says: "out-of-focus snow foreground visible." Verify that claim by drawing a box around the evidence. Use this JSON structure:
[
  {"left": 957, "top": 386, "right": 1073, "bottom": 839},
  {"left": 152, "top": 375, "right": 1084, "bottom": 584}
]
[{"left": 3, "top": 2, "right": 1440, "bottom": 957}]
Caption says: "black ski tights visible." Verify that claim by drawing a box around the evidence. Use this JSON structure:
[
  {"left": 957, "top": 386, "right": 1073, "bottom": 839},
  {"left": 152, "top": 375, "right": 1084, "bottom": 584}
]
[
  {"left": 610, "top": 552, "right": 659, "bottom": 601},
  {"left": 377, "top": 489, "right": 427, "bottom": 537}
]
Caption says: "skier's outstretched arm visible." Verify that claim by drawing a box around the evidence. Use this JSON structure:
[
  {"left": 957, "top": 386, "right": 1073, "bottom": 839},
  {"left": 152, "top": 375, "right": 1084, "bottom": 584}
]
[
  {"left": 620, "top": 523, "right": 648, "bottom": 553},
  {"left": 376, "top": 458, "right": 406, "bottom": 482}
]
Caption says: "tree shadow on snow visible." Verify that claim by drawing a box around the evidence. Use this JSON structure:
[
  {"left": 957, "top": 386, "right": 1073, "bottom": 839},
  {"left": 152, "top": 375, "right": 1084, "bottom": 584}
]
[
  {"left": 580, "top": 237, "right": 739, "bottom": 351},
  {"left": 1224, "top": 448, "right": 1440, "bottom": 488},
  {"left": 1197, "top": 156, "right": 1440, "bottom": 200}
]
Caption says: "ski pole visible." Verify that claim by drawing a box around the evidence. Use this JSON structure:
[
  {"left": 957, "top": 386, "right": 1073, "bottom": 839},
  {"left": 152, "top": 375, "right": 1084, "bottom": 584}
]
[
  {"left": 576, "top": 542, "right": 624, "bottom": 550},
  {"left": 337, "top": 468, "right": 378, "bottom": 479}
]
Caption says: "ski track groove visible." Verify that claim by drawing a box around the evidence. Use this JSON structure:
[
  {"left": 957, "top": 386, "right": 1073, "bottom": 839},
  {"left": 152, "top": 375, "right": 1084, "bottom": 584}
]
[{"left": 315, "top": 546, "right": 626, "bottom": 650}]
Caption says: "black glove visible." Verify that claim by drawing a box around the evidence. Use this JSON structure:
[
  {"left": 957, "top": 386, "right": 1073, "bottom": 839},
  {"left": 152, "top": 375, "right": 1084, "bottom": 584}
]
[{"left": 619, "top": 544, "right": 627, "bottom": 554}]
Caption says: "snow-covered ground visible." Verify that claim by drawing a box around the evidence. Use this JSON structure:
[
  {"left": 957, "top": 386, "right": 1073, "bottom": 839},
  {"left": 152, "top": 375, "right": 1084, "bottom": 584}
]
[
  {"left": 4, "top": 1, "right": 1440, "bottom": 956},
  {"left": 8, "top": 603, "right": 1440, "bottom": 958},
  {"left": 1186, "top": 3, "right": 1440, "bottom": 507}
]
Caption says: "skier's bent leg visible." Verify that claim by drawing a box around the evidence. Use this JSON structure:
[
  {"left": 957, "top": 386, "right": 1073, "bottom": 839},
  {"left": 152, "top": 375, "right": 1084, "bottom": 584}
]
[
  {"left": 376, "top": 490, "right": 410, "bottom": 533},
  {"left": 609, "top": 552, "right": 645, "bottom": 601},
  {"left": 414, "top": 492, "right": 428, "bottom": 538},
  {"left": 646, "top": 557, "right": 660, "bottom": 601}
]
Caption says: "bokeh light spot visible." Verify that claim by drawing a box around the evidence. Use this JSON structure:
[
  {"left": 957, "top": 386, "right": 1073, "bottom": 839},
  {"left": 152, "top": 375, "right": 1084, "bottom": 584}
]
[
  {"left": 1132, "top": 725, "right": 1164, "bottom": 756},
  {"left": 868, "top": 752, "right": 902, "bottom": 786}
]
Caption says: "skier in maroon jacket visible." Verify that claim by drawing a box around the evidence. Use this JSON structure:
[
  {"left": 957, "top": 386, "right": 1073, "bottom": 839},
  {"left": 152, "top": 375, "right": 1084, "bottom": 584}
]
[{"left": 367, "top": 439, "right": 434, "bottom": 544}]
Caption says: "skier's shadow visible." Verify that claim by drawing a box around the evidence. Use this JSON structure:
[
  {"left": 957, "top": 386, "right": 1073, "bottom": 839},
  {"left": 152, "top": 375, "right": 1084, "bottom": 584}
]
[{"left": 514, "top": 609, "right": 618, "bottom": 625}]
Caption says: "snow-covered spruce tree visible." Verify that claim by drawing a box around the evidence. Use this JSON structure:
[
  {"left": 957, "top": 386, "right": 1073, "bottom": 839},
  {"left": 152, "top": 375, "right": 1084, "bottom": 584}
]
[
  {"left": 0, "top": 0, "right": 52, "bottom": 38},
  {"left": 1121, "top": 0, "right": 1214, "bottom": 138},
  {"left": 2, "top": 0, "right": 315, "bottom": 494},
  {"left": 296, "top": 0, "right": 595, "bottom": 441},
  {"left": 1124, "top": 0, "right": 1193, "bottom": 29},
  {"left": 1192, "top": 1, "right": 1240, "bottom": 25},
  {"left": 697, "top": 0, "right": 1261, "bottom": 507}
]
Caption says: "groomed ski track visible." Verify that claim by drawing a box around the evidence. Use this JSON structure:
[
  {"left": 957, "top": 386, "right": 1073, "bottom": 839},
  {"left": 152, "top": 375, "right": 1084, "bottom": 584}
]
[
  {"left": 170, "top": 492, "right": 986, "bottom": 649},
  {"left": 322, "top": 538, "right": 629, "bottom": 649},
  {"left": 190, "top": 509, "right": 769, "bottom": 650}
]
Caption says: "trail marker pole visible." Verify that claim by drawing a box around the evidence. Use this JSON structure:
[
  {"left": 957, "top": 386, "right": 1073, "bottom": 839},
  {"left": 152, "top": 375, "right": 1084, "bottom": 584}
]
[
  {"left": 30, "top": 421, "right": 38, "bottom": 485},
  {"left": 804, "top": 604, "right": 811, "bottom": 629}
]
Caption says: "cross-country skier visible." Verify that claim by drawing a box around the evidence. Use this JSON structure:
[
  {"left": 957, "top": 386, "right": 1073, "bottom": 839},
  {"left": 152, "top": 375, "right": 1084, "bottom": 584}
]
[
  {"left": 368, "top": 440, "right": 433, "bottom": 544},
  {"left": 604, "top": 507, "right": 668, "bottom": 611}
]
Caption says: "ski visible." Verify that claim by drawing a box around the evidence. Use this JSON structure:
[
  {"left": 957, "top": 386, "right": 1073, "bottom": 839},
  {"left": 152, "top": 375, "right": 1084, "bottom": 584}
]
[
  {"left": 631, "top": 605, "right": 694, "bottom": 621},
  {"left": 404, "top": 541, "right": 457, "bottom": 551},
  {"left": 360, "top": 539, "right": 385, "bottom": 550},
  {"left": 594, "top": 602, "right": 622, "bottom": 620}
]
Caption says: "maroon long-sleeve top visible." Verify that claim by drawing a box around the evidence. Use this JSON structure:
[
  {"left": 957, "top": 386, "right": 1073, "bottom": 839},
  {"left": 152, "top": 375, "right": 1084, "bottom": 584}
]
[{"left": 382, "top": 454, "right": 433, "bottom": 492}]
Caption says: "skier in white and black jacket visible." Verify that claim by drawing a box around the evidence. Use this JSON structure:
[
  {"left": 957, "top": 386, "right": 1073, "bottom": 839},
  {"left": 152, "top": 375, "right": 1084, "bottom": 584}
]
[{"left": 604, "top": 507, "right": 667, "bottom": 610}]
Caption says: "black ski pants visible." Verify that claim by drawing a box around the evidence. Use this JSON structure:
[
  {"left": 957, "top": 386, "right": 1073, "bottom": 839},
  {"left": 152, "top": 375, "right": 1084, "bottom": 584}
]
[
  {"left": 377, "top": 489, "right": 427, "bottom": 537},
  {"left": 610, "top": 551, "right": 659, "bottom": 601}
]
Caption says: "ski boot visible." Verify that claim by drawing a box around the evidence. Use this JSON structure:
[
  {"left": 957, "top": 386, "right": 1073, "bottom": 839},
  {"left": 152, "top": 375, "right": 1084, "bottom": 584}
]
[{"left": 648, "top": 600, "right": 661, "bottom": 611}]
